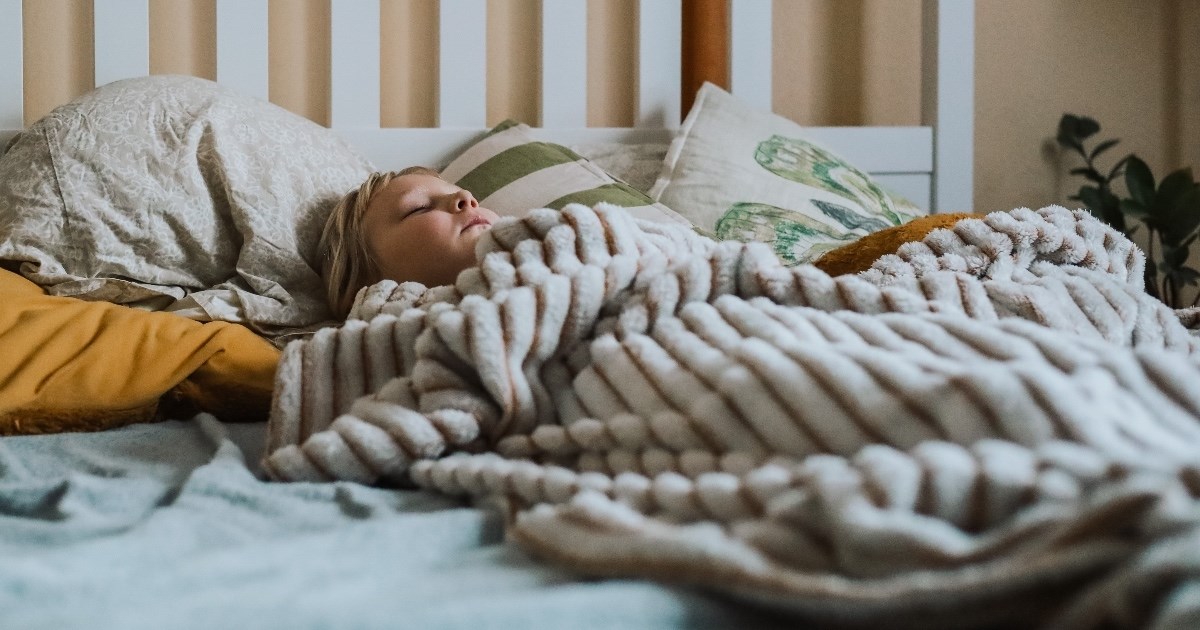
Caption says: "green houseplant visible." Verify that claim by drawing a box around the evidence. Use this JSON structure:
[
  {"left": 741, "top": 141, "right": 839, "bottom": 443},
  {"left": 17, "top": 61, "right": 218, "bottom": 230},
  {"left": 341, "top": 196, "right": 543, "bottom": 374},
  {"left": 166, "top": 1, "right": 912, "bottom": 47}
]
[{"left": 1056, "top": 113, "right": 1200, "bottom": 308}]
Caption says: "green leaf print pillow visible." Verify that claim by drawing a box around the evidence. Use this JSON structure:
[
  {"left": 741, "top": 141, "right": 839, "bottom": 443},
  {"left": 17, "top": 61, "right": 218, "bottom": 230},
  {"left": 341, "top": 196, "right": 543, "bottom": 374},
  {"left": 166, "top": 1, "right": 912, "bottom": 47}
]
[{"left": 649, "top": 82, "right": 924, "bottom": 265}]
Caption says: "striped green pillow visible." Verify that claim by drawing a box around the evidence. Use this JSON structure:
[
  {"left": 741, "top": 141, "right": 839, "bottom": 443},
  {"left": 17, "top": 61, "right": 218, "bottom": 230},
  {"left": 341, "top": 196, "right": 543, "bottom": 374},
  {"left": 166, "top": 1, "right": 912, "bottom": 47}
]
[{"left": 440, "top": 120, "right": 691, "bottom": 226}]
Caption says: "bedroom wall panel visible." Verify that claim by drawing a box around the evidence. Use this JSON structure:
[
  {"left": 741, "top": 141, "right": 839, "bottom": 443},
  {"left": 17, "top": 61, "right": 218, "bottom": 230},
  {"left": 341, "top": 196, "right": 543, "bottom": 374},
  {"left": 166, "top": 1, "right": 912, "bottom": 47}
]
[
  {"left": 772, "top": 1, "right": 869, "bottom": 127},
  {"left": 268, "top": 0, "right": 330, "bottom": 126},
  {"left": 769, "top": 1, "right": 921, "bottom": 128},
  {"left": 22, "top": 0, "right": 93, "bottom": 126},
  {"left": 1174, "top": 0, "right": 1199, "bottom": 175},
  {"left": 152, "top": 0, "right": 216, "bottom": 83},
  {"left": 860, "top": 1, "right": 922, "bottom": 126},
  {"left": 485, "top": 0, "right": 537, "bottom": 127},
  {"left": 584, "top": 0, "right": 636, "bottom": 127},
  {"left": 379, "top": 0, "right": 437, "bottom": 128},
  {"left": 973, "top": 0, "right": 1188, "bottom": 214}
]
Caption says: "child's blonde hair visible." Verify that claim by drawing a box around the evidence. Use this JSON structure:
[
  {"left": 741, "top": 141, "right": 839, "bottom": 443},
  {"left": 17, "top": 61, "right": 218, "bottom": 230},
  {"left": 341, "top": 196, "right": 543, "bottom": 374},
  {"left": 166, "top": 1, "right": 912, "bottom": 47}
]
[{"left": 318, "top": 166, "right": 440, "bottom": 318}]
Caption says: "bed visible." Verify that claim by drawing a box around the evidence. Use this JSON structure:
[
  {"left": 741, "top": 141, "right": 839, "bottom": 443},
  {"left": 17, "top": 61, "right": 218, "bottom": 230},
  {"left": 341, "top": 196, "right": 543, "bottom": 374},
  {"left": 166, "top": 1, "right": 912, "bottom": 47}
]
[{"left": 4, "top": 2, "right": 1200, "bottom": 629}]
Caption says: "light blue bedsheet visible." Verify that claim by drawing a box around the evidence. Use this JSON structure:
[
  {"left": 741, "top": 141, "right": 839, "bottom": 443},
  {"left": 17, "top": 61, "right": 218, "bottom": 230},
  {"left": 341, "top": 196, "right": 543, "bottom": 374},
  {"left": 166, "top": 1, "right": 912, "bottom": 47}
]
[{"left": 0, "top": 415, "right": 791, "bottom": 629}]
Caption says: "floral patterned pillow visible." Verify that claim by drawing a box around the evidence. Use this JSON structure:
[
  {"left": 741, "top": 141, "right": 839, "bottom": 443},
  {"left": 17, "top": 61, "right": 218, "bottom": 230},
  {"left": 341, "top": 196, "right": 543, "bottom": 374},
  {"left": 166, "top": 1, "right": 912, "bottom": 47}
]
[{"left": 649, "top": 82, "right": 924, "bottom": 265}]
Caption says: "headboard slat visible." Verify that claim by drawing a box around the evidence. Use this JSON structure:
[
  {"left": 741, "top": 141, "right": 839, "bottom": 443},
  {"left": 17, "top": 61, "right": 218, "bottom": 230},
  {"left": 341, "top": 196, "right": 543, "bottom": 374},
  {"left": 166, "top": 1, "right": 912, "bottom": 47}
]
[
  {"left": 330, "top": 0, "right": 381, "bottom": 128},
  {"left": 3, "top": 0, "right": 975, "bottom": 212},
  {"left": 729, "top": 0, "right": 771, "bottom": 110},
  {"left": 539, "top": 0, "right": 587, "bottom": 127},
  {"left": 636, "top": 0, "right": 682, "bottom": 127},
  {"left": 438, "top": 0, "right": 487, "bottom": 128},
  {"left": 922, "top": 0, "right": 975, "bottom": 213},
  {"left": 0, "top": 0, "right": 22, "bottom": 129},
  {"left": 93, "top": 0, "right": 149, "bottom": 88},
  {"left": 216, "top": 0, "right": 268, "bottom": 102}
]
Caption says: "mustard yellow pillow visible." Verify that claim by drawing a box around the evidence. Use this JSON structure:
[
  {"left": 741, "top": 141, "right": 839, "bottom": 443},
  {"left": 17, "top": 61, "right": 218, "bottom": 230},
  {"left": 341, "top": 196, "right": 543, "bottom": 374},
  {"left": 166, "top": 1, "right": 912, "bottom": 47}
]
[
  {"left": 0, "top": 268, "right": 279, "bottom": 435},
  {"left": 813, "top": 213, "right": 975, "bottom": 277}
]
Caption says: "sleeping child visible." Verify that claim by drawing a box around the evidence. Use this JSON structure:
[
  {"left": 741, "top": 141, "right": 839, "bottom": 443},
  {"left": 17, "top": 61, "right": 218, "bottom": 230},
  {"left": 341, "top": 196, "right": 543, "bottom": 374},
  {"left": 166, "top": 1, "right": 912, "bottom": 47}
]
[{"left": 317, "top": 167, "right": 500, "bottom": 319}]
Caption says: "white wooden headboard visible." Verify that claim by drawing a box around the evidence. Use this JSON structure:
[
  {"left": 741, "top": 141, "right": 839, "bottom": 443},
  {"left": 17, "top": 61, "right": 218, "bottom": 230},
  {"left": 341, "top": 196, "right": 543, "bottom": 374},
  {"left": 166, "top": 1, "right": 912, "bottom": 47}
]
[{"left": 0, "top": 0, "right": 974, "bottom": 213}]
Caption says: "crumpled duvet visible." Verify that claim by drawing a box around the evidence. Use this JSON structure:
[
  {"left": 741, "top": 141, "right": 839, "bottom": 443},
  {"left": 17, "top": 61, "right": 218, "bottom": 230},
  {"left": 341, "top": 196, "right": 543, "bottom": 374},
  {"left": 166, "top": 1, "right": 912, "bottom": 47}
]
[{"left": 263, "top": 203, "right": 1200, "bottom": 629}]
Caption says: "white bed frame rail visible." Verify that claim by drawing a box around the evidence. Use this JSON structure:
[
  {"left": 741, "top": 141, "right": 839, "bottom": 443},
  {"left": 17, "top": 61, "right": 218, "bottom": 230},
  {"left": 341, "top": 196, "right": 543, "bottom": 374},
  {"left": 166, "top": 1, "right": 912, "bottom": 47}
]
[{"left": 0, "top": 0, "right": 974, "bottom": 213}]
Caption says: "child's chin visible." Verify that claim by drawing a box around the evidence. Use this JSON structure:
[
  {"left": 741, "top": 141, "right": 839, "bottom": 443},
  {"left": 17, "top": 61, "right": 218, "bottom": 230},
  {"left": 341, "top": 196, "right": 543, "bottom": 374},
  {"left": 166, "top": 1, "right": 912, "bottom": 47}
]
[{"left": 461, "top": 223, "right": 489, "bottom": 237}]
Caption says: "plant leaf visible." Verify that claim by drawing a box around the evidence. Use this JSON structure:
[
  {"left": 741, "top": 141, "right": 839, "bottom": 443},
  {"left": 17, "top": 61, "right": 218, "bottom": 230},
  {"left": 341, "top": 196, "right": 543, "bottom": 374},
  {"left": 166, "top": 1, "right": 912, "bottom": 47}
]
[
  {"left": 1144, "top": 259, "right": 1161, "bottom": 299},
  {"left": 1056, "top": 114, "right": 1078, "bottom": 139},
  {"left": 1106, "top": 155, "right": 1131, "bottom": 182},
  {"left": 1164, "top": 244, "right": 1190, "bottom": 269},
  {"left": 1077, "top": 116, "right": 1101, "bottom": 139},
  {"left": 1171, "top": 267, "right": 1200, "bottom": 286},
  {"left": 1068, "top": 114, "right": 1100, "bottom": 139},
  {"left": 1055, "top": 115, "right": 1082, "bottom": 152},
  {"left": 1162, "top": 185, "right": 1200, "bottom": 246},
  {"left": 1078, "top": 186, "right": 1105, "bottom": 217},
  {"left": 1100, "top": 189, "right": 1126, "bottom": 230},
  {"left": 1069, "top": 167, "right": 1106, "bottom": 184},
  {"left": 1089, "top": 138, "right": 1121, "bottom": 161},
  {"left": 1157, "top": 168, "right": 1196, "bottom": 209},
  {"left": 1120, "top": 197, "right": 1148, "bottom": 219},
  {"left": 1057, "top": 114, "right": 1100, "bottom": 152},
  {"left": 1125, "top": 156, "right": 1156, "bottom": 207}
]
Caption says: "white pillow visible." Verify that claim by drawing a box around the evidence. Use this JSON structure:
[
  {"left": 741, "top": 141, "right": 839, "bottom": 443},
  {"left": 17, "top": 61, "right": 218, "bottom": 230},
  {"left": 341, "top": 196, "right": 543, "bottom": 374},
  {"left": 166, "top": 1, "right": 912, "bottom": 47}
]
[
  {"left": 650, "top": 82, "right": 924, "bottom": 265},
  {"left": 0, "top": 75, "right": 374, "bottom": 335}
]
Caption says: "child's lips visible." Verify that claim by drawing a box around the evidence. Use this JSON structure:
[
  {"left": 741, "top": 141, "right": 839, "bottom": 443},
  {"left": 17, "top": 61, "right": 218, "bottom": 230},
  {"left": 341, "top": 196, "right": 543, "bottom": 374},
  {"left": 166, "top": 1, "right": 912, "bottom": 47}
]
[{"left": 462, "top": 216, "right": 491, "bottom": 233}]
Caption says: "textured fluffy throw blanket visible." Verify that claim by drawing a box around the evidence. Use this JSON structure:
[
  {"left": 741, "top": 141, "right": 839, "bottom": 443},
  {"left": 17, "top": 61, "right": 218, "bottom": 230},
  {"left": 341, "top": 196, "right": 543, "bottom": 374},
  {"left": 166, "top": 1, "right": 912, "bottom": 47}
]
[{"left": 264, "top": 203, "right": 1200, "bottom": 629}]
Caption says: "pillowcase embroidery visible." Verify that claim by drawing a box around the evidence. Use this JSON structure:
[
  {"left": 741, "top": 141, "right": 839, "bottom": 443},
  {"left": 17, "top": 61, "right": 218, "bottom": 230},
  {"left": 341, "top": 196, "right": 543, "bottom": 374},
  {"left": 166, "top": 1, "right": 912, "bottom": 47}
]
[
  {"left": 440, "top": 120, "right": 691, "bottom": 226},
  {"left": 650, "top": 82, "right": 924, "bottom": 265}
]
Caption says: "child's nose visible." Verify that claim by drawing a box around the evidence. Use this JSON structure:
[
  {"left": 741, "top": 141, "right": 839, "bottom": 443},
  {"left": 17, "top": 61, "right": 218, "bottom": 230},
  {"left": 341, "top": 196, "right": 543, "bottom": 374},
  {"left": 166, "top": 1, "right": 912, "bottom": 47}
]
[{"left": 452, "top": 191, "right": 478, "bottom": 212}]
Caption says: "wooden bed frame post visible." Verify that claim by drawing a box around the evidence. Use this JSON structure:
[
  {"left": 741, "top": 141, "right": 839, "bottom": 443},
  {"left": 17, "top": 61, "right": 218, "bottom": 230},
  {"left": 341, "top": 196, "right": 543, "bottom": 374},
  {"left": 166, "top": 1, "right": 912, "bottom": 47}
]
[
  {"left": 681, "top": 0, "right": 729, "bottom": 116},
  {"left": 680, "top": 0, "right": 772, "bottom": 118},
  {"left": 922, "top": 0, "right": 975, "bottom": 213}
]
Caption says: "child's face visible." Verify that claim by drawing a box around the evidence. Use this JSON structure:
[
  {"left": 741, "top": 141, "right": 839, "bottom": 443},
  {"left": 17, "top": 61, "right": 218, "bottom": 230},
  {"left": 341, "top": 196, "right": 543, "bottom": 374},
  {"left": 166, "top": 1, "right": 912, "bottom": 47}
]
[{"left": 362, "top": 173, "right": 499, "bottom": 287}]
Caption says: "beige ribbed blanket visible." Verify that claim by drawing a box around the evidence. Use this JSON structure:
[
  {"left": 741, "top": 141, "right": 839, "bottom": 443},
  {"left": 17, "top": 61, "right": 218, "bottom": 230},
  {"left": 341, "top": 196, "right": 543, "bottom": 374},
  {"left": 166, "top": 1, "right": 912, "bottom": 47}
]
[{"left": 264, "top": 203, "right": 1200, "bottom": 629}]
